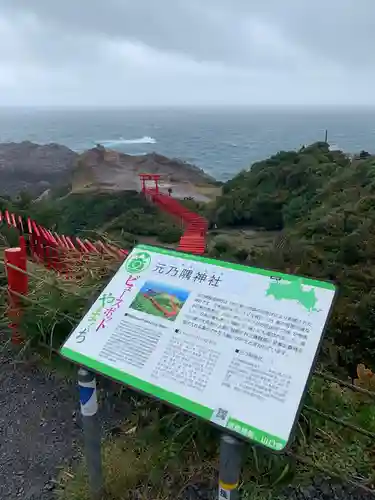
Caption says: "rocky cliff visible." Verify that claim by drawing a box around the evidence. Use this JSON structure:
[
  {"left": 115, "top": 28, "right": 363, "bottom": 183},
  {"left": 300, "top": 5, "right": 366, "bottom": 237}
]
[
  {"left": 72, "top": 146, "right": 219, "bottom": 201},
  {"left": 0, "top": 141, "right": 78, "bottom": 196}
]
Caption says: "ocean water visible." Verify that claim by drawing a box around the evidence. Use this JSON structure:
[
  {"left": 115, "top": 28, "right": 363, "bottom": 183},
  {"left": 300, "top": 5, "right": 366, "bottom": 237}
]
[{"left": 0, "top": 107, "right": 374, "bottom": 181}]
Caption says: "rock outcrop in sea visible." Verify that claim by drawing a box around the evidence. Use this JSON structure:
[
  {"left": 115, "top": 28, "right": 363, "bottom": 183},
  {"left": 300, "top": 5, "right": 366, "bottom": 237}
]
[{"left": 0, "top": 141, "right": 78, "bottom": 196}]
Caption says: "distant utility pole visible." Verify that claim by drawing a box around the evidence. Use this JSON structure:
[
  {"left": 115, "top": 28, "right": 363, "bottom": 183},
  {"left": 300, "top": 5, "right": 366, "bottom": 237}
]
[{"left": 324, "top": 129, "right": 328, "bottom": 143}]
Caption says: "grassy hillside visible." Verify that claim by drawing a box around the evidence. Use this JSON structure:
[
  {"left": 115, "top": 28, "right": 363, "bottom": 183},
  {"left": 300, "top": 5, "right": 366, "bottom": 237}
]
[
  {"left": 210, "top": 142, "right": 375, "bottom": 371},
  {"left": 212, "top": 142, "right": 352, "bottom": 229},
  {"left": 4, "top": 190, "right": 183, "bottom": 246}
]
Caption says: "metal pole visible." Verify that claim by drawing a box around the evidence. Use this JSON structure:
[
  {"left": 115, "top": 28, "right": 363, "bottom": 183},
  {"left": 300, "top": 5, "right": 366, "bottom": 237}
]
[
  {"left": 78, "top": 368, "right": 104, "bottom": 500},
  {"left": 218, "top": 434, "right": 244, "bottom": 500}
]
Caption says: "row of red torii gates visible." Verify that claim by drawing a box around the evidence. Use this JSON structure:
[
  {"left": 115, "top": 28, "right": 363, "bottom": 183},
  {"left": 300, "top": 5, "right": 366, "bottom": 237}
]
[{"left": 138, "top": 173, "right": 208, "bottom": 255}]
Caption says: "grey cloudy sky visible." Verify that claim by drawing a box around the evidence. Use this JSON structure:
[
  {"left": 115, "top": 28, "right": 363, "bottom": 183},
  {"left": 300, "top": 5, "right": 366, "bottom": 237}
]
[{"left": 0, "top": 0, "right": 374, "bottom": 106}]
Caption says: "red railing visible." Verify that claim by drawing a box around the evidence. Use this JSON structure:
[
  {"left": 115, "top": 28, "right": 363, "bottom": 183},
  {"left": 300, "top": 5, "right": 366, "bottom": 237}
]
[
  {"left": 1, "top": 209, "right": 128, "bottom": 273},
  {"left": 1, "top": 210, "right": 129, "bottom": 344}
]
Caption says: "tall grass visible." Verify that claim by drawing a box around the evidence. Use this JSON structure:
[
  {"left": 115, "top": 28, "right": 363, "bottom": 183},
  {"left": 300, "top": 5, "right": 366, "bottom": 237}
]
[
  {"left": 57, "top": 376, "right": 375, "bottom": 500},
  {"left": 0, "top": 248, "right": 121, "bottom": 352}
]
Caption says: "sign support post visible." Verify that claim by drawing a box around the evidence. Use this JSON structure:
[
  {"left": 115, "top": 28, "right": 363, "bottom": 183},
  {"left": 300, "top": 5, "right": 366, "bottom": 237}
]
[
  {"left": 78, "top": 368, "right": 104, "bottom": 500},
  {"left": 218, "top": 434, "right": 244, "bottom": 500}
]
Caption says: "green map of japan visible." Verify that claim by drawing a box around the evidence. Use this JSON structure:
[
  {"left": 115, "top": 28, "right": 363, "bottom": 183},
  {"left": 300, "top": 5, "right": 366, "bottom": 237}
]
[{"left": 266, "top": 280, "right": 318, "bottom": 311}]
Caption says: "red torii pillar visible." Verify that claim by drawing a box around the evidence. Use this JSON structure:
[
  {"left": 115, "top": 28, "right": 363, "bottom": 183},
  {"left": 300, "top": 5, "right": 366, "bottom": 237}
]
[{"left": 139, "top": 173, "right": 161, "bottom": 194}]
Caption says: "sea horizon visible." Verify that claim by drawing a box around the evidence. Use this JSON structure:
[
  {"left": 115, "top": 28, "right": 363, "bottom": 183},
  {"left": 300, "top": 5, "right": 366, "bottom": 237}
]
[
  {"left": 1, "top": 104, "right": 375, "bottom": 111},
  {"left": 0, "top": 106, "right": 374, "bottom": 180}
]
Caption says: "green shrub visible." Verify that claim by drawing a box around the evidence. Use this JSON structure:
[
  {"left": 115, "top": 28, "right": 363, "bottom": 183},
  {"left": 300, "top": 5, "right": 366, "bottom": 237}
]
[
  {"left": 158, "top": 225, "right": 182, "bottom": 244},
  {"left": 0, "top": 225, "right": 20, "bottom": 247},
  {"left": 27, "top": 191, "right": 153, "bottom": 235},
  {"left": 212, "top": 142, "right": 348, "bottom": 230},
  {"left": 21, "top": 191, "right": 183, "bottom": 245}
]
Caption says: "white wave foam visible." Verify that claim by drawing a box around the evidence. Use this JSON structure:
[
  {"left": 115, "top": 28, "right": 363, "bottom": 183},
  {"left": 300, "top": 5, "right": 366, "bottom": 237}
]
[{"left": 100, "top": 136, "right": 156, "bottom": 146}]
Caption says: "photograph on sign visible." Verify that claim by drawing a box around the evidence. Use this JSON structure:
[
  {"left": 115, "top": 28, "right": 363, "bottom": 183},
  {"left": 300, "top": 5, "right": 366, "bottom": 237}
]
[
  {"left": 60, "top": 244, "right": 336, "bottom": 451},
  {"left": 130, "top": 281, "right": 190, "bottom": 321}
]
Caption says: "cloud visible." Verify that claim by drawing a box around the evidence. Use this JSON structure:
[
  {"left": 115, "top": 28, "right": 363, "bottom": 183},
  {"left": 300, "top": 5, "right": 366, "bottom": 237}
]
[{"left": 0, "top": 1, "right": 373, "bottom": 106}]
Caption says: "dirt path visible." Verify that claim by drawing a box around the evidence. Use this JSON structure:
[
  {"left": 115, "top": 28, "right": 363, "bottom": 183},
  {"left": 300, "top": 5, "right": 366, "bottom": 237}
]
[{"left": 0, "top": 347, "right": 128, "bottom": 500}]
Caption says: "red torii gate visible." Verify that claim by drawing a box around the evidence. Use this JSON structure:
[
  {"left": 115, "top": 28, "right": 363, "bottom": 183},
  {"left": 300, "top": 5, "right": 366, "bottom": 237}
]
[{"left": 139, "top": 173, "right": 161, "bottom": 194}]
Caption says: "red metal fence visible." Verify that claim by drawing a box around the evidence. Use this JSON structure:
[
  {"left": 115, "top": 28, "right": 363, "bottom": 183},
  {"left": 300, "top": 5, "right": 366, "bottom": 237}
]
[{"left": 1, "top": 209, "right": 128, "bottom": 272}]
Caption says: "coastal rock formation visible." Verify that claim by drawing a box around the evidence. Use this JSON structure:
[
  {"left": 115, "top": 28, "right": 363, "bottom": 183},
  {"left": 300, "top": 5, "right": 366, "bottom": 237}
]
[
  {"left": 0, "top": 141, "right": 78, "bottom": 196},
  {"left": 72, "top": 146, "right": 218, "bottom": 201},
  {"left": 0, "top": 142, "right": 220, "bottom": 201}
]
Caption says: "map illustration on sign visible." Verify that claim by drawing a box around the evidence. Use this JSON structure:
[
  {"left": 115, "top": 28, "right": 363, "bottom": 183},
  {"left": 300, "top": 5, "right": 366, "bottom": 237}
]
[
  {"left": 266, "top": 279, "right": 319, "bottom": 312},
  {"left": 60, "top": 244, "right": 336, "bottom": 451}
]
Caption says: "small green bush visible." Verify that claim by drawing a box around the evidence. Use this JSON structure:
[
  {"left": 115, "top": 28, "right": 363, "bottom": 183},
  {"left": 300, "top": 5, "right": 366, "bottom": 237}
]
[{"left": 158, "top": 225, "right": 182, "bottom": 244}]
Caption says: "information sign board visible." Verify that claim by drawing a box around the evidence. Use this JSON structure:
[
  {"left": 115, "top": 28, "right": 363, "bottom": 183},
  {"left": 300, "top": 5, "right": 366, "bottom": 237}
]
[{"left": 61, "top": 244, "right": 336, "bottom": 451}]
